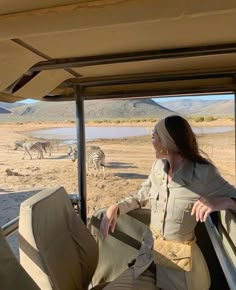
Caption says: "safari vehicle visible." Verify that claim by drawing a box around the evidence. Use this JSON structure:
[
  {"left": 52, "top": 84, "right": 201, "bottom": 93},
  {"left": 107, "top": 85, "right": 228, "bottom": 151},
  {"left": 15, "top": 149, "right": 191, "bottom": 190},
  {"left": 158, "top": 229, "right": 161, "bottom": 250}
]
[{"left": 0, "top": 1, "right": 236, "bottom": 289}]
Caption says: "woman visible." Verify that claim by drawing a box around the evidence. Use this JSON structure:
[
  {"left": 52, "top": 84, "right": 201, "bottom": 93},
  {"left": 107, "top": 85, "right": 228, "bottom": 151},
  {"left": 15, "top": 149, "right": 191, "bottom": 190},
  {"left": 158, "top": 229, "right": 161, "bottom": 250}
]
[{"left": 100, "top": 115, "right": 236, "bottom": 290}]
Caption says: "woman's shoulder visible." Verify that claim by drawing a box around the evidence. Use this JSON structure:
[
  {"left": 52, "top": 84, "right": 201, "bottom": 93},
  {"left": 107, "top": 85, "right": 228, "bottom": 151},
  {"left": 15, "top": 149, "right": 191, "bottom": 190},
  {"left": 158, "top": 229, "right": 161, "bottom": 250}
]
[{"left": 194, "top": 161, "right": 219, "bottom": 181}]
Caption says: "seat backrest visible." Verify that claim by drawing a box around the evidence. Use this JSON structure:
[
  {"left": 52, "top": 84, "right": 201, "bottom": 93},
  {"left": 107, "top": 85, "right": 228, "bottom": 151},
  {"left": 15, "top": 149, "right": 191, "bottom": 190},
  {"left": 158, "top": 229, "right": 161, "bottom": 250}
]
[
  {"left": 90, "top": 208, "right": 150, "bottom": 285},
  {"left": 0, "top": 228, "right": 40, "bottom": 290},
  {"left": 19, "top": 186, "right": 99, "bottom": 290}
]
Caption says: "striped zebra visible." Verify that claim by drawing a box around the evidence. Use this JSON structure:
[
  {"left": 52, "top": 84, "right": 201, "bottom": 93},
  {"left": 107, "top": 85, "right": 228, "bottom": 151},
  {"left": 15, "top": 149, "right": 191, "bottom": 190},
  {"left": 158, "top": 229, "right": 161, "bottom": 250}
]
[
  {"left": 69, "top": 145, "right": 99, "bottom": 157},
  {"left": 67, "top": 144, "right": 77, "bottom": 156},
  {"left": 14, "top": 140, "right": 26, "bottom": 150},
  {"left": 14, "top": 140, "right": 44, "bottom": 160},
  {"left": 40, "top": 141, "right": 53, "bottom": 157},
  {"left": 72, "top": 146, "right": 106, "bottom": 179}
]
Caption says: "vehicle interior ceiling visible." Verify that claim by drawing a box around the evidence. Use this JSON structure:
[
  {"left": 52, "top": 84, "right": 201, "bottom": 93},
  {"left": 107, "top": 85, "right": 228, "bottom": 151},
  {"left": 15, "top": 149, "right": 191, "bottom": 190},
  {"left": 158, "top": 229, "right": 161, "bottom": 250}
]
[{"left": 0, "top": 0, "right": 236, "bottom": 104}]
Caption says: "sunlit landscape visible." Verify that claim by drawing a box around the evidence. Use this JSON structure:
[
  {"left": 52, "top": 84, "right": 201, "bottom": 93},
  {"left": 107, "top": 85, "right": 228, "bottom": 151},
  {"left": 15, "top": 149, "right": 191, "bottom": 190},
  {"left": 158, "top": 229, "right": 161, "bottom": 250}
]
[{"left": 0, "top": 95, "right": 235, "bottom": 222}]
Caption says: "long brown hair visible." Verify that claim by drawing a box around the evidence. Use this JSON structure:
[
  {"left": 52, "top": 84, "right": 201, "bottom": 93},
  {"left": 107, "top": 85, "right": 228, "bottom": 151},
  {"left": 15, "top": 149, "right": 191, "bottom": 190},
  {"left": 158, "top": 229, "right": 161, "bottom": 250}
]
[{"left": 164, "top": 115, "right": 211, "bottom": 164}]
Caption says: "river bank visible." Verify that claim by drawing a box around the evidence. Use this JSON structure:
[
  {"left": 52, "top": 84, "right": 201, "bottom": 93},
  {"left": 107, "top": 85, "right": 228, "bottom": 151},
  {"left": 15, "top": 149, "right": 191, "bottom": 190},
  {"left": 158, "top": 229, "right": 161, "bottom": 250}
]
[{"left": 0, "top": 117, "right": 234, "bottom": 133}]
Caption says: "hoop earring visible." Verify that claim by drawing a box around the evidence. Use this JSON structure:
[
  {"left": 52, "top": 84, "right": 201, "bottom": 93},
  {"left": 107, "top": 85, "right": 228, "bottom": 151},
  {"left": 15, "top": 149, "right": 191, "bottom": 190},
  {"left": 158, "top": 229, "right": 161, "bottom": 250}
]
[{"left": 160, "top": 149, "right": 168, "bottom": 155}]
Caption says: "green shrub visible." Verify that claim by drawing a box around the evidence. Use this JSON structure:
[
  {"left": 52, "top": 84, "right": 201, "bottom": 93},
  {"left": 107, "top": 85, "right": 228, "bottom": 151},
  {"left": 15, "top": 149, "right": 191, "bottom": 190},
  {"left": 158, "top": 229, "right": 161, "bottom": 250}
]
[
  {"left": 193, "top": 116, "right": 204, "bottom": 122},
  {"left": 204, "top": 116, "right": 217, "bottom": 122}
]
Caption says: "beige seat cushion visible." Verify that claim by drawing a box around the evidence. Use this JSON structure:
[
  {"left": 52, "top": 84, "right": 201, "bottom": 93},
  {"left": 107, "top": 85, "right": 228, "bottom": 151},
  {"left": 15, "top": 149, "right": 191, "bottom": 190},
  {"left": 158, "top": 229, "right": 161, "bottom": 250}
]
[
  {"left": 218, "top": 210, "right": 236, "bottom": 264},
  {"left": 0, "top": 228, "right": 39, "bottom": 290},
  {"left": 19, "top": 186, "right": 99, "bottom": 290}
]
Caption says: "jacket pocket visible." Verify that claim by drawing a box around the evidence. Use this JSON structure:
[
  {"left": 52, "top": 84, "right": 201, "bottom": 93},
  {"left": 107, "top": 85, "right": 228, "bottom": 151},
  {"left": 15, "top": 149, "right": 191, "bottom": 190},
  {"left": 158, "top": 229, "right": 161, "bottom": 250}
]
[{"left": 172, "top": 198, "right": 195, "bottom": 224}]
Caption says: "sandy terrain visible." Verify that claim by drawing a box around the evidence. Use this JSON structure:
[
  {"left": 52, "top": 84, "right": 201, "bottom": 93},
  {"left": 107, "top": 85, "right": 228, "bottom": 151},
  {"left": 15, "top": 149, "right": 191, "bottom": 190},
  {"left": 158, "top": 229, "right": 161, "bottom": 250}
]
[{"left": 0, "top": 119, "right": 235, "bottom": 223}]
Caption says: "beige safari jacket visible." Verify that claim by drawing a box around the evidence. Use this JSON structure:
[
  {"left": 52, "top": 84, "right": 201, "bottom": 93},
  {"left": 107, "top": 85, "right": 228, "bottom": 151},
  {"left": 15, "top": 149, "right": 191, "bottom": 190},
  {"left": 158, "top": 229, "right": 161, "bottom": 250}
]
[{"left": 118, "top": 159, "right": 236, "bottom": 290}]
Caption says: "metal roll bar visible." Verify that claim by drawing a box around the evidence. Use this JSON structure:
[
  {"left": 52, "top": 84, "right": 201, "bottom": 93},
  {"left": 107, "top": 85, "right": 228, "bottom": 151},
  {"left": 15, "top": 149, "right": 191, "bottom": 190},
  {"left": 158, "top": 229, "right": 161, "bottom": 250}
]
[
  {"left": 2, "top": 217, "right": 19, "bottom": 238},
  {"left": 205, "top": 217, "right": 236, "bottom": 290}
]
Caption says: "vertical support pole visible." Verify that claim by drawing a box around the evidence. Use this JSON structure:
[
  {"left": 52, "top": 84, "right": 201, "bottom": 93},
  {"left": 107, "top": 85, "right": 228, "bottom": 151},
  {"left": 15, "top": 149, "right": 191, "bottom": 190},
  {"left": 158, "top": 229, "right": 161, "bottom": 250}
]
[
  {"left": 234, "top": 92, "right": 236, "bottom": 186},
  {"left": 75, "top": 85, "right": 87, "bottom": 224}
]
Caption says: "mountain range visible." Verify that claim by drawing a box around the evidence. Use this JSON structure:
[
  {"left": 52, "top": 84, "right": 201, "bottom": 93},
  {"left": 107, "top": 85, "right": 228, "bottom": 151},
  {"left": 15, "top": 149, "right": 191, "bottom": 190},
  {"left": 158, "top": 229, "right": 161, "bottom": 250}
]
[
  {"left": 156, "top": 99, "right": 234, "bottom": 116},
  {"left": 0, "top": 98, "right": 233, "bottom": 122}
]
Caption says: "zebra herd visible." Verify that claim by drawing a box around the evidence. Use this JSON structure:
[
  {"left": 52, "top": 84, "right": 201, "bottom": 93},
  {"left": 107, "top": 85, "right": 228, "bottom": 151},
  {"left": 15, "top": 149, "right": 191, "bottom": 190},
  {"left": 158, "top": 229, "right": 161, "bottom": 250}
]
[
  {"left": 14, "top": 140, "right": 106, "bottom": 178},
  {"left": 14, "top": 140, "right": 53, "bottom": 160}
]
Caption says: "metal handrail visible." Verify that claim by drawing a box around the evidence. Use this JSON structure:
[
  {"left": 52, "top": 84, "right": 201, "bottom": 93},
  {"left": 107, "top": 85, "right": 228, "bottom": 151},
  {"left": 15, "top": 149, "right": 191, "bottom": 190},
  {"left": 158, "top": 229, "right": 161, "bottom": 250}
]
[
  {"left": 1, "top": 217, "right": 19, "bottom": 238},
  {"left": 205, "top": 217, "right": 236, "bottom": 290}
]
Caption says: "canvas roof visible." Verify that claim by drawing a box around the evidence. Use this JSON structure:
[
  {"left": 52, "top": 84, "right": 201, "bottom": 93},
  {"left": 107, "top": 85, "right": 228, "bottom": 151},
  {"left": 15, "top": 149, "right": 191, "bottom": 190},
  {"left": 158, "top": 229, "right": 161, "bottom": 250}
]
[{"left": 0, "top": 0, "right": 236, "bottom": 102}]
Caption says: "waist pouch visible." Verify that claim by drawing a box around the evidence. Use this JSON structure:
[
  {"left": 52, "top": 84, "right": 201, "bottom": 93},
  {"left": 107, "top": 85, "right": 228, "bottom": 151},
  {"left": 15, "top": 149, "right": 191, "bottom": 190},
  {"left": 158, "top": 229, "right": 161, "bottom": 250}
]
[{"left": 151, "top": 225, "right": 194, "bottom": 272}]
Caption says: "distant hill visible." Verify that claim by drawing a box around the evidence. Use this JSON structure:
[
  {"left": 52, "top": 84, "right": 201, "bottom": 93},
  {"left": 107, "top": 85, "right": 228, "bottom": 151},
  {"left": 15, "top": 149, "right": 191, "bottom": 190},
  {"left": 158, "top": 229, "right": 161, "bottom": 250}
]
[
  {"left": 0, "top": 102, "right": 26, "bottom": 110},
  {"left": 194, "top": 100, "right": 234, "bottom": 117},
  {"left": 11, "top": 101, "right": 75, "bottom": 121},
  {"left": 1, "top": 99, "right": 176, "bottom": 122},
  {"left": 84, "top": 99, "right": 175, "bottom": 119},
  {"left": 155, "top": 99, "right": 234, "bottom": 117},
  {"left": 0, "top": 107, "right": 11, "bottom": 114},
  {"left": 0, "top": 101, "right": 27, "bottom": 116},
  {"left": 1, "top": 98, "right": 231, "bottom": 122}
]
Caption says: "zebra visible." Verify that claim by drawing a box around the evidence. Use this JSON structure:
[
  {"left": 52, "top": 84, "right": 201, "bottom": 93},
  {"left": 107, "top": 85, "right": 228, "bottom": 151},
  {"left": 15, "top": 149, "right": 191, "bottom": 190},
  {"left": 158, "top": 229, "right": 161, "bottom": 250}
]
[
  {"left": 14, "top": 139, "right": 27, "bottom": 150},
  {"left": 71, "top": 146, "right": 106, "bottom": 179},
  {"left": 67, "top": 144, "right": 77, "bottom": 156},
  {"left": 15, "top": 140, "right": 53, "bottom": 158},
  {"left": 40, "top": 141, "right": 53, "bottom": 157},
  {"left": 71, "top": 145, "right": 101, "bottom": 160},
  {"left": 14, "top": 140, "right": 44, "bottom": 160}
]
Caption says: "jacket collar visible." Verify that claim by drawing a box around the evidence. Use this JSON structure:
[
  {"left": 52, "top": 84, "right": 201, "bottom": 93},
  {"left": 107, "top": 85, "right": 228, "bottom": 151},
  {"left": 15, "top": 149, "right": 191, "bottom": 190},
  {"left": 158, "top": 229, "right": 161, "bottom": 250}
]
[{"left": 160, "top": 158, "right": 194, "bottom": 188}]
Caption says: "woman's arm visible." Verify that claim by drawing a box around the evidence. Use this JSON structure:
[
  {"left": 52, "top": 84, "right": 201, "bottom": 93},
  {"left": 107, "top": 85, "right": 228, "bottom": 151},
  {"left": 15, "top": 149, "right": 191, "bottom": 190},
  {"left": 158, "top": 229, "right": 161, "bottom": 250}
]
[
  {"left": 117, "top": 159, "right": 161, "bottom": 215},
  {"left": 192, "top": 164, "right": 236, "bottom": 222},
  {"left": 100, "top": 204, "right": 119, "bottom": 238},
  {"left": 100, "top": 160, "right": 159, "bottom": 238},
  {"left": 191, "top": 196, "right": 236, "bottom": 222},
  {"left": 100, "top": 177, "right": 152, "bottom": 238},
  {"left": 117, "top": 177, "right": 152, "bottom": 215}
]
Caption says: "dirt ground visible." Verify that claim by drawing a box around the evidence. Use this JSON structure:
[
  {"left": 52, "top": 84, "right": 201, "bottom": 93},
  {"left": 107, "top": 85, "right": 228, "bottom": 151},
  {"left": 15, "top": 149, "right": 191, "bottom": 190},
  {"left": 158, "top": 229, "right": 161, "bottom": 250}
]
[{"left": 0, "top": 120, "right": 235, "bottom": 218}]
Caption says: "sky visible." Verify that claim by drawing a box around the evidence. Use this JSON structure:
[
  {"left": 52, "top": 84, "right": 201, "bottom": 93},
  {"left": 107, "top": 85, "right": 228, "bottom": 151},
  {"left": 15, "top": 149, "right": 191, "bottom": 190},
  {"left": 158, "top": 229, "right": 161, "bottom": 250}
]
[
  {"left": 17, "top": 99, "right": 39, "bottom": 104},
  {"left": 18, "top": 94, "right": 234, "bottom": 104}
]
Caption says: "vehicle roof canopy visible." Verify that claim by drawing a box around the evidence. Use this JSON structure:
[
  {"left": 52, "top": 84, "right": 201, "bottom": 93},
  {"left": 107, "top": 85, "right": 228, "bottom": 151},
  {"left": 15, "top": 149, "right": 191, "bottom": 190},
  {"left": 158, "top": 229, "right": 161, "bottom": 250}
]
[{"left": 0, "top": 0, "right": 236, "bottom": 102}]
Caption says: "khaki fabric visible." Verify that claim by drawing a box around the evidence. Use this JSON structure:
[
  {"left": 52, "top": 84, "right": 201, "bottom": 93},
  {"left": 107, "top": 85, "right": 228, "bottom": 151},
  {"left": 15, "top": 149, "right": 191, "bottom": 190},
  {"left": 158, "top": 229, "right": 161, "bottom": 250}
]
[
  {"left": 90, "top": 207, "right": 230, "bottom": 290},
  {"left": 19, "top": 186, "right": 99, "bottom": 290},
  {"left": 0, "top": 228, "right": 39, "bottom": 290},
  {"left": 90, "top": 208, "right": 150, "bottom": 286},
  {"left": 103, "top": 267, "right": 158, "bottom": 290},
  {"left": 91, "top": 282, "right": 110, "bottom": 290},
  {"left": 116, "top": 159, "right": 236, "bottom": 290}
]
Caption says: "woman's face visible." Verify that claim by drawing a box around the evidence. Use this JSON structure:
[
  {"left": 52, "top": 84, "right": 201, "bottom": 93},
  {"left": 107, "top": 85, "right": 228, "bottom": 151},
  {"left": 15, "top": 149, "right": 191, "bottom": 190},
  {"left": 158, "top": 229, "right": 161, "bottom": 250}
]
[{"left": 152, "top": 128, "right": 167, "bottom": 158}]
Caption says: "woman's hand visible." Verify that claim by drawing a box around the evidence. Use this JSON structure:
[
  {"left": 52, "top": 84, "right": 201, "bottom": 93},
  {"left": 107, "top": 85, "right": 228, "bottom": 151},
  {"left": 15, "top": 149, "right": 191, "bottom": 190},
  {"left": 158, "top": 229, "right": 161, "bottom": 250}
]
[
  {"left": 100, "top": 204, "right": 119, "bottom": 238},
  {"left": 191, "top": 197, "right": 234, "bottom": 222}
]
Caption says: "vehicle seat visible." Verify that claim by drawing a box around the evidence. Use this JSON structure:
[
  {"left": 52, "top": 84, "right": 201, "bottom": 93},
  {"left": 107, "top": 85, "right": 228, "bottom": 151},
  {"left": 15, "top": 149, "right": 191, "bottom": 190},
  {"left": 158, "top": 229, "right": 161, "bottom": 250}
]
[
  {"left": 19, "top": 186, "right": 106, "bottom": 290},
  {"left": 90, "top": 208, "right": 150, "bottom": 285},
  {"left": 0, "top": 227, "right": 40, "bottom": 290},
  {"left": 90, "top": 208, "right": 233, "bottom": 289}
]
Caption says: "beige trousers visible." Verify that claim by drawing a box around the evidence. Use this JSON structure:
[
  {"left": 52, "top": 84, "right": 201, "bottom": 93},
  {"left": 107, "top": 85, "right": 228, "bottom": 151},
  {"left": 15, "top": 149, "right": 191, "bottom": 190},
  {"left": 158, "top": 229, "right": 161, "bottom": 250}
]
[{"left": 103, "top": 267, "right": 159, "bottom": 290}]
